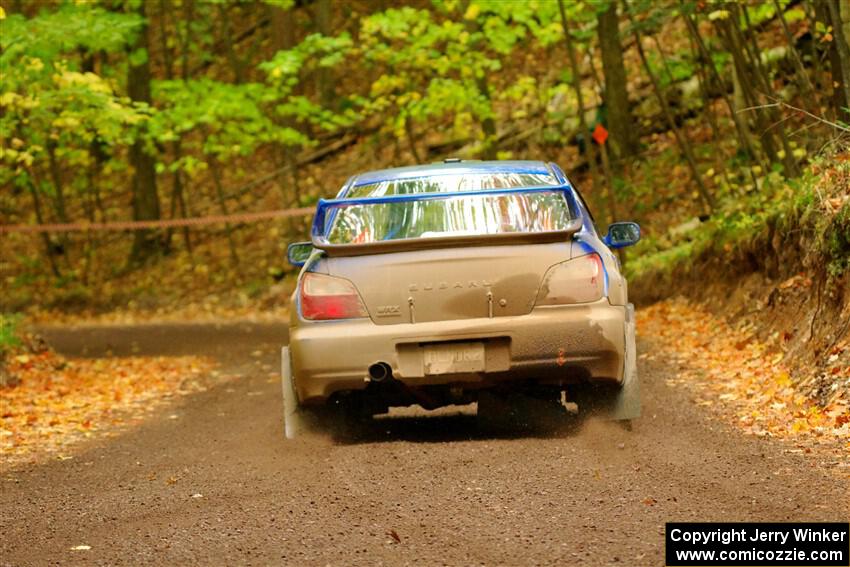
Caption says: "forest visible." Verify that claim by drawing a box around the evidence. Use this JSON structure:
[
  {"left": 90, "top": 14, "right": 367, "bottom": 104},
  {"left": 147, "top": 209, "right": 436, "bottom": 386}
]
[
  {"left": 1, "top": 0, "right": 849, "bottom": 376},
  {"left": 0, "top": 0, "right": 848, "bottom": 309}
]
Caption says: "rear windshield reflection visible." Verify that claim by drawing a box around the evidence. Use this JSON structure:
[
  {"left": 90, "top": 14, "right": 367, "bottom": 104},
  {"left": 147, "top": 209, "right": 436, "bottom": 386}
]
[{"left": 326, "top": 192, "right": 574, "bottom": 244}]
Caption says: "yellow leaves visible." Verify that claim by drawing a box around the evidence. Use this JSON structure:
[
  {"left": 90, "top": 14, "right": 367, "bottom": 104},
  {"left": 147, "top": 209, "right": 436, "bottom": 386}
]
[
  {"left": 638, "top": 299, "right": 850, "bottom": 449},
  {"left": 0, "top": 147, "right": 35, "bottom": 167},
  {"left": 463, "top": 3, "right": 480, "bottom": 21},
  {"left": 0, "top": 6, "right": 5, "bottom": 20},
  {"left": 0, "top": 92, "right": 21, "bottom": 107},
  {"left": 53, "top": 70, "right": 114, "bottom": 95},
  {"left": 371, "top": 74, "right": 407, "bottom": 97},
  {"left": 0, "top": 350, "right": 216, "bottom": 469},
  {"left": 708, "top": 10, "right": 730, "bottom": 21},
  {"left": 25, "top": 57, "right": 44, "bottom": 72},
  {"left": 773, "top": 371, "right": 792, "bottom": 389},
  {"left": 52, "top": 115, "right": 81, "bottom": 130}
]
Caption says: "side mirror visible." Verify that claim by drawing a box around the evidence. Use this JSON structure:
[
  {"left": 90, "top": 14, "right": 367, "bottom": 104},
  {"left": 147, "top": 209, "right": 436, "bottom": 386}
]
[
  {"left": 287, "top": 242, "right": 313, "bottom": 267},
  {"left": 603, "top": 222, "right": 641, "bottom": 249}
]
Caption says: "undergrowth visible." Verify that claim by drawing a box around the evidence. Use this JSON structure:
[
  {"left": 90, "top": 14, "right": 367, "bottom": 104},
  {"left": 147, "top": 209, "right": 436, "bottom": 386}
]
[
  {"left": 626, "top": 152, "right": 850, "bottom": 288},
  {"left": 0, "top": 314, "right": 21, "bottom": 355}
]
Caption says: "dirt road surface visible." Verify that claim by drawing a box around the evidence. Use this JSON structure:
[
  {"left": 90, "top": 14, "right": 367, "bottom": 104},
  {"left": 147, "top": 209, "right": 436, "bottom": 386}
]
[{"left": 2, "top": 321, "right": 847, "bottom": 566}]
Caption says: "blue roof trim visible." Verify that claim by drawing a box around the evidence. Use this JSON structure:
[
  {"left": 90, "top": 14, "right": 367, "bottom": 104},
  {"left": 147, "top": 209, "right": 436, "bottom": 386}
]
[{"left": 311, "top": 183, "right": 580, "bottom": 240}]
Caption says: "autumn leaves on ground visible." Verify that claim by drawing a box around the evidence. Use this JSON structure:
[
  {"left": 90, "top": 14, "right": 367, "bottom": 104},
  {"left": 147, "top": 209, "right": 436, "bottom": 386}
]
[
  {"left": 0, "top": 331, "right": 217, "bottom": 469},
  {"left": 640, "top": 301, "right": 849, "bottom": 463}
]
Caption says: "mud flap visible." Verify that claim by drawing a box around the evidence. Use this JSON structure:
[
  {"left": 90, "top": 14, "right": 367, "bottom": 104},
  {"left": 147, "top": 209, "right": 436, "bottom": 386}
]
[
  {"left": 281, "top": 346, "right": 307, "bottom": 439},
  {"left": 607, "top": 303, "right": 640, "bottom": 421}
]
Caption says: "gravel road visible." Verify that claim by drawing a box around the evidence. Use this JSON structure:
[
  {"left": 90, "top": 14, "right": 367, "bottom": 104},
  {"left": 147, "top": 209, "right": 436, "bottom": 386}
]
[{"left": 1, "top": 321, "right": 847, "bottom": 566}]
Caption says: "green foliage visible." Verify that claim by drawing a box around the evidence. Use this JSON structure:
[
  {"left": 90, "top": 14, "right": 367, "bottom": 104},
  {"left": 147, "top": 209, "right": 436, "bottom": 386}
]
[
  {"left": 0, "top": 314, "right": 22, "bottom": 355},
  {"left": 262, "top": 0, "right": 295, "bottom": 9},
  {"left": 824, "top": 204, "right": 850, "bottom": 278},
  {"left": 151, "top": 79, "right": 305, "bottom": 164},
  {"left": 258, "top": 31, "right": 358, "bottom": 140},
  {"left": 1, "top": 5, "right": 143, "bottom": 59},
  {"left": 0, "top": 5, "right": 147, "bottom": 191},
  {"left": 627, "top": 160, "right": 850, "bottom": 284},
  {"left": 260, "top": 32, "right": 354, "bottom": 86},
  {"left": 356, "top": 1, "right": 572, "bottom": 151}
]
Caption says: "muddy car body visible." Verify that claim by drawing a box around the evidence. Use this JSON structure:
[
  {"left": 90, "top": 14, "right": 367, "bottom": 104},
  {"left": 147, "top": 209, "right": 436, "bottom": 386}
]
[{"left": 282, "top": 160, "right": 640, "bottom": 435}]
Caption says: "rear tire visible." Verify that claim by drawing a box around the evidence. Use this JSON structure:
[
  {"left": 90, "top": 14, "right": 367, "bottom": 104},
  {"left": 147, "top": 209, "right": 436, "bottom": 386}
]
[
  {"left": 477, "top": 389, "right": 569, "bottom": 433},
  {"left": 570, "top": 304, "right": 640, "bottom": 422}
]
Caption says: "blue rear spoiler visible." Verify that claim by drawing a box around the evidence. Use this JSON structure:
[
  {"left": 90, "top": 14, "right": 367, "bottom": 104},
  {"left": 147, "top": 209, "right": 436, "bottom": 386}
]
[{"left": 310, "top": 184, "right": 581, "bottom": 244}]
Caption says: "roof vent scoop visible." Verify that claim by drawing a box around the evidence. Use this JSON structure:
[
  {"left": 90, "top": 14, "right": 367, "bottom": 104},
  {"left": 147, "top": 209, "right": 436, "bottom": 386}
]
[{"left": 443, "top": 157, "right": 462, "bottom": 163}]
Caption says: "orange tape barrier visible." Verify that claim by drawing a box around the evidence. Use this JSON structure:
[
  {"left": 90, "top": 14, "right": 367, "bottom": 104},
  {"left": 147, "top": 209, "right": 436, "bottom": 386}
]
[{"left": 0, "top": 207, "right": 316, "bottom": 234}]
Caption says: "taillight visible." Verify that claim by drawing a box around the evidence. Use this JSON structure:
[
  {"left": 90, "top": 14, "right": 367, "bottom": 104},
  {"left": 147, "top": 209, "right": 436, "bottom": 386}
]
[
  {"left": 299, "top": 272, "right": 369, "bottom": 321},
  {"left": 535, "top": 253, "right": 605, "bottom": 305}
]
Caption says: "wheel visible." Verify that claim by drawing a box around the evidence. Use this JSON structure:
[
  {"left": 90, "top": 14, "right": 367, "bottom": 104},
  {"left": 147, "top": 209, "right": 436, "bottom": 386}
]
[{"left": 570, "top": 304, "right": 641, "bottom": 422}]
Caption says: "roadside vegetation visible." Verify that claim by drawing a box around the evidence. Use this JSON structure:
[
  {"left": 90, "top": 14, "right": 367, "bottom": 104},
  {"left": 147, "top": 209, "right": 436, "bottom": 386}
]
[{"left": 629, "top": 154, "right": 850, "bottom": 289}]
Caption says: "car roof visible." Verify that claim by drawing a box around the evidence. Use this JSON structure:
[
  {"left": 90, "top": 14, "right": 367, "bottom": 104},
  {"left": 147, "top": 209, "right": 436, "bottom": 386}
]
[{"left": 350, "top": 160, "right": 556, "bottom": 187}]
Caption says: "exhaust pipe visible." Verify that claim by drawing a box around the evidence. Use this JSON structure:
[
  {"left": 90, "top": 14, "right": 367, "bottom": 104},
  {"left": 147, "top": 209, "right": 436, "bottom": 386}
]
[{"left": 368, "top": 362, "right": 393, "bottom": 382}]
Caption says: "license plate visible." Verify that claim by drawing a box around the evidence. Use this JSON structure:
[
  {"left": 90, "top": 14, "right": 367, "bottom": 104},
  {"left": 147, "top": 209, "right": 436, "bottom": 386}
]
[{"left": 423, "top": 342, "right": 485, "bottom": 375}]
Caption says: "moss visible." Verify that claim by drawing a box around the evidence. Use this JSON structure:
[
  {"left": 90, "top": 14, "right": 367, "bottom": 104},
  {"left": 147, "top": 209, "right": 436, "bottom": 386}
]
[{"left": 825, "top": 203, "right": 850, "bottom": 278}]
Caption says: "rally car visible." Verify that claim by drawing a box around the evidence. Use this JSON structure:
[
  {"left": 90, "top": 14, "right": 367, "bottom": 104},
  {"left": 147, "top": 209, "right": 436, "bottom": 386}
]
[{"left": 282, "top": 159, "right": 640, "bottom": 437}]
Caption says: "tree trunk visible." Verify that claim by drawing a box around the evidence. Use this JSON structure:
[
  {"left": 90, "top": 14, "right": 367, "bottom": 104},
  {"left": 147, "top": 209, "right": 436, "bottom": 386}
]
[
  {"left": 558, "top": 0, "right": 605, "bottom": 224},
  {"left": 772, "top": 0, "right": 817, "bottom": 110},
  {"left": 158, "top": 0, "right": 191, "bottom": 255},
  {"left": 626, "top": 7, "right": 714, "bottom": 212},
  {"left": 714, "top": 5, "right": 800, "bottom": 177},
  {"left": 714, "top": 15, "right": 782, "bottom": 167},
  {"left": 475, "top": 75, "right": 498, "bottom": 160},
  {"left": 207, "top": 157, "right": 240, "bottom": 267},
  {"left": 46, "top": 142, "right": 69, "bottom": 224},
  {"left": 827, "top": 0, "right": 850, "bottom": 122},
  {"left": 736, "top": 4, "right": 800, "bottom": 177},
  {"left": 404, "top": 117, "right": 425, "bottom": 164},
  {"left": 24, "top": 167, "right": 61, "bottom": 278},
  {"left": 268, "top": 1, "right": 296, "bottom": 52},
  {"left": 596, "top": 0, "right": 639, "bottom": 158},
  {"left": 127, "top": 0, "right": 162, "bottom": 266},
  {"left": 268, "top": 0, "right": 302, "bottom": 217},
  {"left": 681, "top": 8, "right": 766, "bottom": 172},
  {"left": 313, "top": 0, "right": 334, "bottom": 108},
  {"left": 218, "top": 3, "right": 246, "bottom": 84}
]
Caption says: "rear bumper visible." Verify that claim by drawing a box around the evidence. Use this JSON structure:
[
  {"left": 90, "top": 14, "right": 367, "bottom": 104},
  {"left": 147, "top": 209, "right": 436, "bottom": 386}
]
[{"left": 289, "top": 299, "right": 626, "bottom": 404}]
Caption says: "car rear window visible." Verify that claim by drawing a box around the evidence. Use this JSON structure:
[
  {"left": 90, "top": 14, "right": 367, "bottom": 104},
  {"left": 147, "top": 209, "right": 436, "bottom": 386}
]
[
  {"left": 347, "top": 172, "right": 558, "bottom": 198},
  {"left": 325, "top": 191, "right": 574, "bottom": 245}
]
